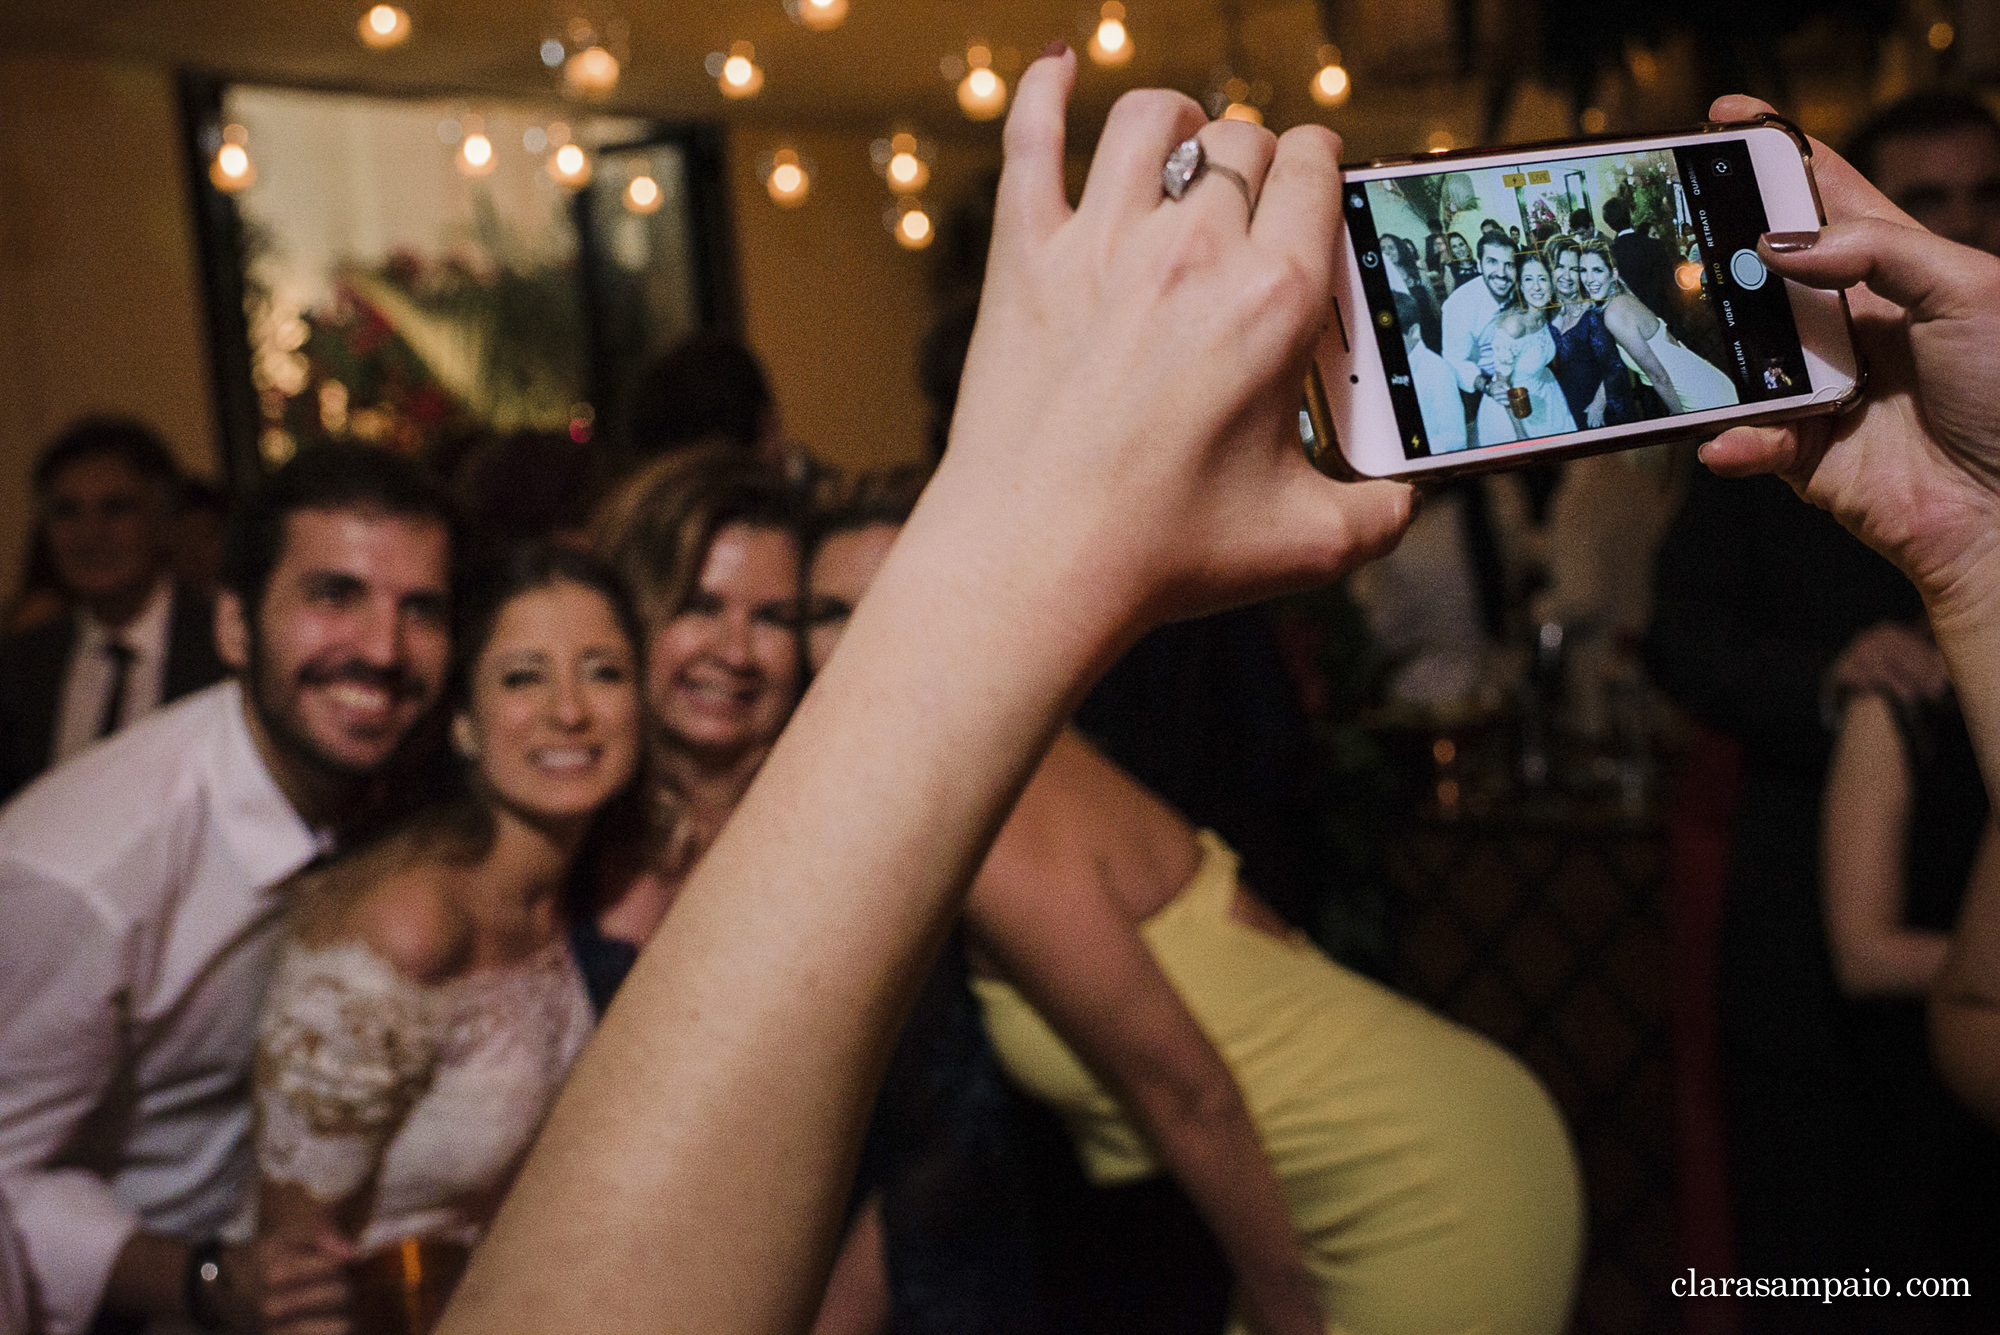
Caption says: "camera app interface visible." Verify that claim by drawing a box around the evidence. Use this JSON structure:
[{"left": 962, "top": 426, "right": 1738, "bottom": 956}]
[{"left": 1345, "top": 142, "right": 1809, "bottom": 459}]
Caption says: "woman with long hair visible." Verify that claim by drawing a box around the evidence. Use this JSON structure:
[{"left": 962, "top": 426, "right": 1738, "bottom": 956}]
[
  {"left": 807, "top": 495, "right": 1581, "bottom": 1335},
  {"left": 1476, "top": 249, "right": 1578, "bottom": 445},
  {"left": 254, "top": 544, "right": 644, "bottom": 1332},
  {"left": 571, "top": 446, "right": 804, "bottom": 1009},
  {"left": 1577, "top": 237, "right": 1738, "bottom": 415},
  {"left": 1545, "top": 236, "right": 1638, "bottom": 429}
]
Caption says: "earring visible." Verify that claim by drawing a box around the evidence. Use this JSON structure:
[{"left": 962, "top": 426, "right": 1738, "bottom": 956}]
[{"left": 451, "top": 715, "right": 480, "bottom": 762}]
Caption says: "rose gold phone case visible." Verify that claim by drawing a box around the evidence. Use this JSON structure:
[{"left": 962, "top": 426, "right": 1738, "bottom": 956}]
[{"left": 1305, "top": 114, "right": 1865, "bottom": 484}]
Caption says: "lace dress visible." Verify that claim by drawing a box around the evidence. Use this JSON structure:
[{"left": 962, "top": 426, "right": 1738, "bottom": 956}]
[
  {"left": 1475, "top": 323, "right": 1578, "bottom": 447},
  {"left": 255, "top": 936, "right": 594, "bottom": 1255}
]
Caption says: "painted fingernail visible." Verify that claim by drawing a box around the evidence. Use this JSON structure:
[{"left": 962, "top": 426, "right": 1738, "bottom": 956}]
[
  {"left": 1042, "top": 40, "right": 1070, "bottom": 59},
  {"left": 1763, "top": 231, "right": 1819, "bottom": 252}
]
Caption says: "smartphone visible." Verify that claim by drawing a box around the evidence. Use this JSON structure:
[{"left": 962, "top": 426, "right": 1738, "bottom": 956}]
[{"left": 1307, "top": 117, "right": 1860, "bottom": 481}]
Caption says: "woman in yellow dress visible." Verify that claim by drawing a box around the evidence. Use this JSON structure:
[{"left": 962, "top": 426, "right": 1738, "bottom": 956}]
[{"left": 807, "top": 496, "right": 1582, "bottom": 1335}]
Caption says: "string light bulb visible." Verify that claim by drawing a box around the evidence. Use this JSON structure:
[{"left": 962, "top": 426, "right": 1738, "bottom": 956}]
[
  {"left": 765, "top": 148, "right": 811, "bottom": 206},
  {"left": 786, "top": 0, "right": 849, "bottom": 32},
  {"left": 458, "top": 130, "right": 497, "bottom": 177},
  {"left": 549, "top": 142, "right": 593, "bottom": 188},
  {"left": 625, "top": 173, "right": 663, "bottom": 214},
  {"left": 873, "top": 130, "right": 932, "bottom": 192},
  {"left": 714, "top": 41, "right": 764, "bottom": 99},
  {"left": 1310, "top": 46, "right": 1349, "bottom": 107},
  {"left": 357, "top": 5, "right": 412, "bottom": 49},
  {"left": 210, "top": 124, "right": 255, "bottom": 193},
  {"left": 890, "top": 196, "right": 934, "bottom": 249},
  {"left": 1088, "top": 3, "right": 1133, "bottom": 67},
  {"left": 956, "top": 48, "right": 1007, "bottom": 120},
  {"left": 564, "top": 45, "right": 621, "bottom": 97}
]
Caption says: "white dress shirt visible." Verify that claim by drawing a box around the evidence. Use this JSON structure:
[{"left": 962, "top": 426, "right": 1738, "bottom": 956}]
[
  {"left": 0, "top": 682, "right": 323, "bottom": 1335},
  {"left": 1439, "top": 277, "right": 1503, "bottom": 396},
  {"left": 50, "top": 577, "right": 175, "bottom": 765}
]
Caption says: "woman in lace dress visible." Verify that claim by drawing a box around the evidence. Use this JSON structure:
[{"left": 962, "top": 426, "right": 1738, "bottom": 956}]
[
  {"left": 254, "top": 545, "right": 643, "bottom": 1333},
  {"left": 1475, "top": 250, "right": 1578, "bottom": 446}
]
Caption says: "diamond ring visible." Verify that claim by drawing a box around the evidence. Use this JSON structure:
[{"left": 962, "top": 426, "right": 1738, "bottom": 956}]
[{"left": 1161, "top": 137, "right": 1256, "bottom": 215}]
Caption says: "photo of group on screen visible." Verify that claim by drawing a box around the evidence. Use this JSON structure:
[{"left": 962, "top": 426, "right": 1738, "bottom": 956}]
[{"left": 1370, "top": 150, "right": 1740, "bottom": 454}]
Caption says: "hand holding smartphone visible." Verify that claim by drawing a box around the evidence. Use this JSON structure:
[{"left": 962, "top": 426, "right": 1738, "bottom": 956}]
[{"left": 1309, "top": 117, "right": 1860, "bottom": 480}]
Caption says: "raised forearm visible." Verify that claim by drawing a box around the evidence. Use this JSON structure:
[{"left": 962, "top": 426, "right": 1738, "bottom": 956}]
[
  {"left": 1926, "top": 561, "right": 2000, "bottom": 802},
  {"left": 1932, "top": 818, "right": 2000, "bottom": 1128},
  {"left": 443, "top": 494, "right": 1117, "bottom": 1334}
]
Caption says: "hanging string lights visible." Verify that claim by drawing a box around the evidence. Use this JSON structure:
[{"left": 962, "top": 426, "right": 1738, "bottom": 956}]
[
  {"left": 871, "top": 131, "right": 933, "bottom": 193},
  {"left": 457, "top": 116, "right": 498, "bottom": 176},
  {"left": 209, "top": 124, "right": 255, "bottom": 193},
  {"left": 1309, "top": 45, "right": 1349, "bottom": 107},
  {"left": 889, "top": 196, "right": 934, "bottom": 249},
  {"left": 709, "top": 42, "right": 765, "bottom": 99},
  {"left": 625, "top": 172, "right": 664, "bottom": 214},
  {"left": 357, "top": 4, "right": 412, "bottom": 49},
  {"left": 1087, "top": 3, "right": 1133, "bottom": 67},
  {"left": 545, "top": 7, "right": 627, "bottom": 100},
  {"left": 763, "top": 148, "right": 813, "bottom": 206},
  {"left": 784, "top": 0, "right": 849, "bottom": 33},
  {"left": 955, "top": 45, "right": 1007, "bottom": 120},
  {"left": 549, "top": 141, "right": 593, "bottom": 188}
]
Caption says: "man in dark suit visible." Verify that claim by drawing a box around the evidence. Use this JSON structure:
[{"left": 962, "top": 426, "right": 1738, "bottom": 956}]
[
  {"left": 0, "top": 419, "right": 225, "bottom": 803},
  {"left": 1601, "top": 196, "right": 1673, "bottom": 320}
]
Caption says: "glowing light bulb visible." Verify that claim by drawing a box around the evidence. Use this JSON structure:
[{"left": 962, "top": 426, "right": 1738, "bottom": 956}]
[
  {"left": 1310, "top": 63, "right": 1349, "bottom": 107},
  {"left": 550, "top": 142, "right": 592, "bottom": 187},
  {"left": 625, "top": 174, "right": 663, "bottom": 213},
  {"left": 797, "top": 0, "right": 848, "bottom": 32},
  {"left": 211, "top": 142, "right": 255, "bottom": 192},
  {"left": 358, "top": 4, "right": 411, "bottom": 49},
  {"left": 1579, "top": 107, "right": 1608, "bottom": 134},
  {"left": 887, "top": 151, "right": 929, "bottom": 191},
  {"left": 766, "top": 149, "right": 810, "bottom": 206},
  {"left": 1426, "top": 128, "right": 1456, "bottom": 153},
  {"left": 1675, "top": 261, "right": 1703, "bottom": 292},
  {"left": 957, "top": 66, "right": 1007, "bottom": 120},
  {"left": 458, "top": 132, "right": 496, "bottom": 176},
  {"left": 1928, "top": 20, "right": 1955, "bottom": 49},
  {"left": 564, "top": 45, "right": 621, "bottom": 97},
  {"left": 1088, "top": 4, "right": 1132, "bottom": 67},
  {"left": 896, "top": 202, "right": 934, "bottom": 249},
  {"left": 720, "top": 42, "right": 764, "bottom": 99},
  {"left": 1221, "top": 102, "right": 1262, "bottom": 125}
]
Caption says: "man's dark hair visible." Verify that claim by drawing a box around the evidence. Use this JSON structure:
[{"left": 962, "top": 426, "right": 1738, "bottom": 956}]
[
  {"left": 1477, "top": 231, "right": 1517, "bottom": 263},
  {"left": 33, "top": 417, "right": 182, "bottom": 502},
  {"left": 221, "top": 444, "right": 459, "bottom": 616},
  {"left": 1845, "top": 91, "right": 2000, "bottom": 186},
  {"left": 1601, "top": 196, "right": 1632, "bottom": 232},
  {"left": 1569, "top": 208, "right": 1593, "bottom": 233},
  {"left": 623, "top": 331, "right": 774, "bottom": 457},
  {"left": 1392, "top": 291, "right": 1423, "bottom": 334}
]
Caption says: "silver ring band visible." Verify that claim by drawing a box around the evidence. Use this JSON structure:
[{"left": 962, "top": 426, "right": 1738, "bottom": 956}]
[{"left": 1161, "top": 137, "right": 1257, "bottom": 215}]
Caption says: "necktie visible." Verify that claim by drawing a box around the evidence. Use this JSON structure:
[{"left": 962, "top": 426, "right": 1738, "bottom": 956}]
[{"left": 97, "top": 640, "right": 135, "bottom": 739}]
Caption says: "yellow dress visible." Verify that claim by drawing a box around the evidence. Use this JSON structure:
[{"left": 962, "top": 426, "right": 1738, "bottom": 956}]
[{"left": 971, "top": 832, "right": 1582, "bottom": 1335}]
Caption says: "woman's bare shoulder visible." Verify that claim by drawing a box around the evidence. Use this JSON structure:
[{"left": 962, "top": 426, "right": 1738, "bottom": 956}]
[{"left": 290, "top": 836, "right": 476, "bottom": 985}]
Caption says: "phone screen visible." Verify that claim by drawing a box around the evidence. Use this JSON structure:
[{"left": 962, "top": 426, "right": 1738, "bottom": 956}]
[{"left": 1343, "top": 141, "right": 1809, "bottom": 460}]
